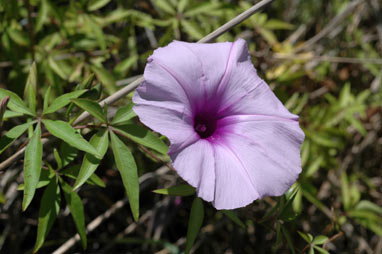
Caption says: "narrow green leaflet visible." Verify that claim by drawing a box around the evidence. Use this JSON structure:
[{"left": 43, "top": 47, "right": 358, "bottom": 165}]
[
  {"left": 34, "top": 179, "right": 61, "bottom": 253},
  {"left": 18, "top": 169, "right": 54, "bottom": 190},
  {"left": 24, "top": 62, "right": 37, "bottom": 113},
  {"left": 221, "top": 210, "right": 245, "bottom": 228},
  {"left": 60, "top": 142, "right": 79, "bottom": 167},
  {"left": 35, "top": 0, "right": 48, "bottom": 32},
  {"left": 341, "top": 172, "right": 350, "bottom": 211},
  {"left": 61, "top": 181, "right": 87, "bottom": 249},
  {"left": 88, "top": 0, "right": 111, "bottom": 11},
  {"left": 61, "top": 165, "right": 105, "bottom": 188},
  {"left": 71, "top": 98, "right": 107, "bottom": 123},
  {"left": 111, "top": 103, "right": 136, "bottom": 125},
  {"left": 185, "top": 197, "right": 204, "bottom": 254},
  {"left": 0, "top": 88, "right": 35, "bottom": 116},
  {"left": 112, "top": 124, "right": 168, "bottom": 155},
  {"left": 313, "top": 235, "right": 328, "bottom": 245},
  {"left": 43, "top": 90, "right": 87, "bottom": 115},
  {"left": 0, "top": 96, "right": 9, "bottom": 126},
  {"left": 43, "top": 86, "right": 51, "bottom": 113},
  {"left": 42, "top": 120, "right": 100, "bottom": 157},
  {"left": 3, "top": 110, "right": 23, "bottom": 119},
  {"left": 0, "top": 121, "right": 35, "bottom": 154},
  {"left": 110, "top": 131, "right": 139, "bottom": 221},
  {"left": 22, "top": 122, "right": 42, "bottom": 211},
  {"left": 153, "top": 184, "right": 195, "bottom": 196},
  {"left": 91, "top": 65, "right": 116, "bottom": 94},
  {"left": 73, "top": 129, "right": 109, "bottom": 190}
]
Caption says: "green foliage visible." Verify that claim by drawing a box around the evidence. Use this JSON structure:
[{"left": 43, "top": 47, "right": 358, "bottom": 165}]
[
  {"left": 185, "top": 197, "right": 204, "bottom": 254},
  {"left": 110, "top": 130, "right": 140, "bottom": 222},
  {"left": 0, "top": 0, "right": 380, "bottom": 253}
]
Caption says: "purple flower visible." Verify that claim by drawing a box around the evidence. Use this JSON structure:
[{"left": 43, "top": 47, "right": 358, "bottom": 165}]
[{"left": 133, "top": 39, "right": 304, "bottom": 210}]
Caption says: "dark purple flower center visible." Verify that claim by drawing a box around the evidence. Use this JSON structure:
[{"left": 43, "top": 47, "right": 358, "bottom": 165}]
[{"left": 193, "top": 113, "right": 217, "bottom": 139}]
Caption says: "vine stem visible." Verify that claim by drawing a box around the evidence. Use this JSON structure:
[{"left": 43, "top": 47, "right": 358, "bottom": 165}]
[{"left": 0, "top": 0, "right": 274, "bottom": 170}]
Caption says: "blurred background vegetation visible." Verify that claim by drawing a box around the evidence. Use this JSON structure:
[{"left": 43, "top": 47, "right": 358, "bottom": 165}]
[{"left": 0, "top": 0, "right": 381, "bottom": 253}]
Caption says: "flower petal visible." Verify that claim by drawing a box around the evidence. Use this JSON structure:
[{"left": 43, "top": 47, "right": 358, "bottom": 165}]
[
  {"left": 212, "top": 142, "right": 260, "bottom": 209},
  {"left": 220, "top": 120, "right": 304, "bottom": 198},
  {"left": 148, "top": 40, "right": 242, "bottom": 109},
  {"left": 217, "top": 41, "right": 297, "bottom": 120},
  {"left": 133, "top": 103, "right": 196, "bottom": 147},
  {"left": 170, "top": 139, "right": 215, "bottom": 202}
]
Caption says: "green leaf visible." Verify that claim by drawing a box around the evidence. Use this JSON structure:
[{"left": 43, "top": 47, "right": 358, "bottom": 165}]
[
  {"left": 0, "top": 191, "right": 6, "bottom": 204},
  {"left": 181, "top": 20, "right": 204, "bottom": 40},
  {"left": 298, "top": 231, "right": 313, "bottom": 243},
  {"left": 43, "top": 86, "right": 51, "bottom": 113},
  {"left": 8, "top": 28, "right": 29, "bottom": 46},
  {"left": 35, "top": 0, "right": 49, "bottom": 32},
  {"left": 91, "top": 65, "right": 116, "bottom": 94},
  {"left": 154, "top": 0, "right": 176, "bottom": 14},
  {"left": 185, "top": 197, "right": 204, "bottom": 254},
  {"left": 355, "top": 200, "right": 382, "bottom": 214},
  {"left": 61, "top": 181, "right": 87, "bottom": 249},
  {"left": 313, "top": 235, "right": 328, "bottom": 245},
  {"left": 34, "top": 179, "right": 61, "bottom": 253},
  {"left": 0, "top": 121, "right": 35, "bottom": 154},
  {"left": 221, "top": 210, "right": 245, "bottom": 228},
  {"left": 264, "top": 19, "right": 294, "bottom": 30},
  {"left": 341, "top": 172, "right": 350, "bottom": 211},
  {"left": 110, "top": 131, "right": 139, "bottom": 221},
  {"left": 3, "top": 110, "right": 24, "bottom": 119},
  {"left": 73, "top": 129, "right": 109, "bottom": 190},
  {"left": 111, "top": 103, "right": 136, "bottom": 125},
  {"left": 22, "top": 122, "right": 42, "bottom": 211},
  {"left": 0, "top": 88, "right": 35, "bottom": 116},
  {"left": 17, "top": 169, "right": 54, "bottom": 191},
  {"left": 71, "top": 98, "right": 107, "bottom": 123},
  {"left": 314, "top": 246, "right": 329, "bottom": 254},
  {"left": 282, "top": 226, "right": 296, "bottom": 254},
  {"left": 48, "top": 56, "right": 69, "bottom": 80},
  {"left": 84, "top": 15, "right": 107, "bottom": 52},
  {"left": 24, "top": 62, "right": 37, "bottom": 113},
  {"left": 88, "top": 0, "right": 111, "bottom": 11},
  {"left": 60, "top": 142, "right": 78, "bottom": 167},
  {"left": 61, "top": 165, "right": 105, "bottom": 188},
  {"left": 53, "top": 148, "right": 62, "bottom": 169},
  {"left": 113, "top": 124, "right": 168, "bottom": 155},
  {"left": 0, "top": 96, "right": 9, "bottom": 126},
  {"left": 153, "top": 184, "right": 195, "bottom": 196},
  {"left": 305, "top": 156, "right": 323, "bottom": 177},
  {"left": 43, "top": 90, "right": 87, "bottom": 115},
  {"left": 42, "top": 120, "right": 100, "bottom": 157}
]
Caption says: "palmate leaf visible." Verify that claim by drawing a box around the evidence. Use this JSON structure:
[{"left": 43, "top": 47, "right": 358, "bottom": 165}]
[
  {"left": 110, "top": 130, "right": 139, "bottom": 222},
  {"left": 0, "top": 88, "right": 35, "bottom": 116},
  {"left": 22, "top": 122, "right": 42, "bottom": 211},
  {"left": 153, "top": 184, "right": 195, "bottom": 196},
  {"left": 0, "top": 121, "right": 35, "bottom": 154},
  {"left": 42, "top": 119, "right": 100, "bottom": 157},
  {"left": 61, "top": 180, "right": 87, "bottom": 249},
  {"left": 71, "top": 98, "right": 107, "bottom": 123},
  {"left": 34, "top": 179, "right": 61, "bottom": 253},
  {"left": 185, "top": 197, "right": 204, "bottom": 254},
  {"left": 24, "top": 62, "right": 37, "bottom": 113},
  {"left": 73, "top": 129, "right": 109, "bottom": 190},
  {"left": 43, "top": 90, "right": 87, "bottom": 115},
  {"left": 112, "top": 124, "right": 168, "bottom": 155}
]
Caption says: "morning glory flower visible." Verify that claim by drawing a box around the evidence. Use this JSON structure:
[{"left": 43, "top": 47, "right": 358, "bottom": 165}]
[{"left": 133, "top": 39, "right": 304, "bottom": 209}]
